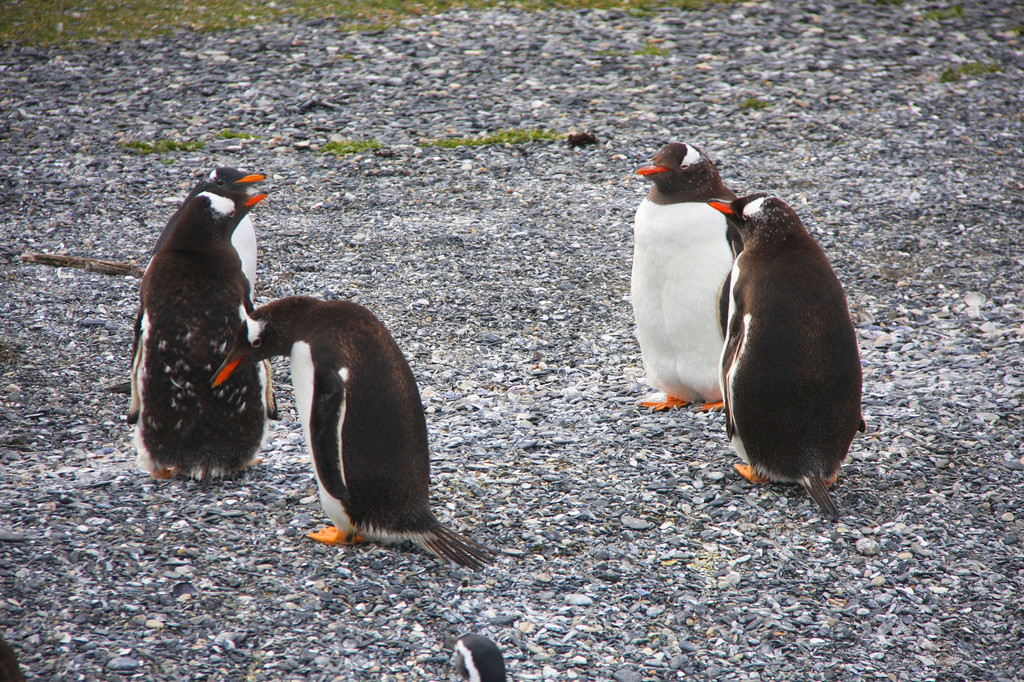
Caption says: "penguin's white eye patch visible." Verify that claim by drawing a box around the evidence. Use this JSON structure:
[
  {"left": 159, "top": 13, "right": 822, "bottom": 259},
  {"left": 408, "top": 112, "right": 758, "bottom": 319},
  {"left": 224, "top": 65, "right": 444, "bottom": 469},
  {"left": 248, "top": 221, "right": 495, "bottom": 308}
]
[
  {"left": 246, "top": 317, "right": 265, "bottom": 346},
  {"left": 742, "top": 197, "right": 767, "bottom": 219},
  {"left": 208, "top": 169, "right": 218, "bottom": 181},
  {"left": 681, "top": 145, "right": 701, "bottom": 166},
  {"left": 199, "top": 191, "right": 235, "bottom": 217}
]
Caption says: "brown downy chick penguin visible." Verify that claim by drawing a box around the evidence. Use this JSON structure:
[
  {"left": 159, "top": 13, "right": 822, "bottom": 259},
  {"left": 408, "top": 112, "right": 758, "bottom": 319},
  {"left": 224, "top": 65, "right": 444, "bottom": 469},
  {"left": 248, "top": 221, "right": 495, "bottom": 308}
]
[
  {"left": 212, "top": 296, "right": 494, "bottom": 569},
  {"left": 708, "top": 194, "right": 865, "bottom": 519},
  {"left": 130, "top": 173, "right": 275, "bottom": 480},
  {"left": 632, "top": 142, "right": 739, "bottom": 412}
]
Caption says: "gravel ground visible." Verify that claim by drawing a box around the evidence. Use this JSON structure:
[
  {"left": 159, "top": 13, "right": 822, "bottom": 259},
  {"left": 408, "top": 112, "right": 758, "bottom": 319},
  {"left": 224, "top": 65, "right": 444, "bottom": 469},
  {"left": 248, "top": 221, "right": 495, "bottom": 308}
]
[{"left": 2, "top": 1, "right": 1024, "bottom": 680}]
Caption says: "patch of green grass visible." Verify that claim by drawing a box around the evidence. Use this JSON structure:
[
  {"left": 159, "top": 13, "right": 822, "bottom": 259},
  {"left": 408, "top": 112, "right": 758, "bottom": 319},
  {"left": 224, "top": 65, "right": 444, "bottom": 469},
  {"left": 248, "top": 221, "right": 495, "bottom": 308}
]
[
  {"left": 739, "top": 97, "right": 771, "bottom": 110},
  {"left": 939, "top": 61, "right": 1002, "bottom": 83},
  {"left": 1, "top": 0, "right": 736, "bottom": 46},
  {"left": 634, "top": 39, "right": 668, "bottom": 57},
  {"left": 217, "top": 129, "right": 257, "bottom": 140},
  {"left": 924, "top": 5, "right": 963, "bottom": 20},
  {"left": 121, "top": 139, "right": 205, "bottom": 155},
  {"left": 321, "top": 138, "right": 381, "bottom": 155},
  {"left": 1012, "top": 24, "right": 1024, "bottom": 36},
  {"left": 423, "top": 128, "right": 563, "bottom": 148}
]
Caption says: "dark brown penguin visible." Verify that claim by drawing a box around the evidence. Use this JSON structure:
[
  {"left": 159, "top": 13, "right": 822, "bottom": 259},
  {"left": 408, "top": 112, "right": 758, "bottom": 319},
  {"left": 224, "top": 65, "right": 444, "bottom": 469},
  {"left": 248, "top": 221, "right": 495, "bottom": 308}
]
[
  {"left": 708, "top": 194, "right": 865, "bottom": 519},
  {"left": 212, "top": 296, "right": 494, "bottom": 569},
  {"left": 632, "top": 142, "right": 739, "bottom": 412},
  {"left": 129, "top": 173, "right": 276, "bottom": 480},
  {"left": 0, "top": 633, "right": 25, "bottom": 682}
]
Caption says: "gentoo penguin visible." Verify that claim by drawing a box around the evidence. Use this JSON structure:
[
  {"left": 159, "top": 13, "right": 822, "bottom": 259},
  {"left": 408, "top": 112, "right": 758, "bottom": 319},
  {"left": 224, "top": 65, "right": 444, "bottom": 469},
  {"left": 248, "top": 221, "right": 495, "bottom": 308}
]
[
  {"left": 212, "top": 296, "right": 494, "bottom": 569},
  {"left": 708, "top": 194, "right": 865, "bottom": 519},
  {"left": 129, "top": 172, "right": 276, "bottom": 480},
  {"left": 114, "top": 168, "right": 274, "bottom": 398},
  {"left": 0, "top": 633, "right": 25, "bottom": 682},
  {"left": 153, "top": 167, "right": 260, "bottom": 290},
  {"left": 632, "top": 142, "right": 739, "bottom": 411},
  {"left": 453, "top": 634, "right": 506, "bottom": 682}
]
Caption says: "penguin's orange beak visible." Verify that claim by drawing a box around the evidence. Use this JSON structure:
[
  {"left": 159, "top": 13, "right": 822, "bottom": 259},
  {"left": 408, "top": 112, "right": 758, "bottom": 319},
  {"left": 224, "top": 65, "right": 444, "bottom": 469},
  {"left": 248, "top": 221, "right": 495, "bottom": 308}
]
[
  {"left": 212, "top": 353, "right": 247, "bottom": 387},
  {"left": 707, "top": 200, "right": 735, "bottom": 216},
  {"left": 637, "top": 165, "right": 668, "bottom": 176},
  {"left": 245, "top": 193, "right": 267, "bottom": 207},
  {"left": 237, "top": 173, "right": 265, "bottom": 184}
]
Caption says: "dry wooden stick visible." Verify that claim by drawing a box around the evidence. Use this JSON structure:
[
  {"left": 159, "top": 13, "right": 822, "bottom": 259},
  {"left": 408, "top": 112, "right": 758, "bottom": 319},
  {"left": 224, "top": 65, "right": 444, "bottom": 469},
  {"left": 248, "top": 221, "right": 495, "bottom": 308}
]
[{"left": 21, "top": 251, "right": 144, "bottom": 278}]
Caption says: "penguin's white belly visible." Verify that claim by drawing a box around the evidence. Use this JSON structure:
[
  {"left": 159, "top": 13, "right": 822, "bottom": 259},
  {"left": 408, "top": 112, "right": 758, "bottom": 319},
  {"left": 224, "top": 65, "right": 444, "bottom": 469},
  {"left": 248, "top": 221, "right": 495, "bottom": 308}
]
[
  {"left": 230, "top": 216, "right": 257, "bottom": 294},
  {"left": 631, "top": 200, "right": 733, "bottom": 402},
  {"left": 290, "top": 341, "right": 355, "bottom": 534}
]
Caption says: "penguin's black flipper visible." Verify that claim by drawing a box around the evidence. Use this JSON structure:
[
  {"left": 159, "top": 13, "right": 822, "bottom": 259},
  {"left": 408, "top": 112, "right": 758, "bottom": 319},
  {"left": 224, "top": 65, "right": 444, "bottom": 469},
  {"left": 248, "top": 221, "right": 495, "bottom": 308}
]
[
  {"left": 310, "top": 365, "right": 351, "bottom": 507},
  {"left": 802, "top": 475, "right": 840, "bottom": 520}
]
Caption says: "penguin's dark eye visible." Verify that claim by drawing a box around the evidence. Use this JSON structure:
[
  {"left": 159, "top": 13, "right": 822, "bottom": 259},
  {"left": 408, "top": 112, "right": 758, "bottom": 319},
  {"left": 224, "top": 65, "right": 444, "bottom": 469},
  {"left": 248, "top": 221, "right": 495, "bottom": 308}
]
[
  {"left": 215, "top": 178, "right": 225, "bottom": 187},
  {"left": 251, "top": 337, "right": 262, "bottom": 348}
]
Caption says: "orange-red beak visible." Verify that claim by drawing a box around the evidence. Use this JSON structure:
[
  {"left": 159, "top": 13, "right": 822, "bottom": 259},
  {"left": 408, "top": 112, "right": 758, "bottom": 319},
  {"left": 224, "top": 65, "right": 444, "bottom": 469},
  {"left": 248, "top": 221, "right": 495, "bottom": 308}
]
[
  {"left": 707, "top": 200, "right": 734, "bottom": 216},
  {"left": 212, "top": 355, "right": 246, "bottom": 387},
  {"left": 245, "top": 193, "right": 267, "bottom": 207},
  {"left": 237, "top": 173, "right": 266, "bottom": 184},
  {"left": 637, "top": 165, "right": 668, "bottom": 176}
]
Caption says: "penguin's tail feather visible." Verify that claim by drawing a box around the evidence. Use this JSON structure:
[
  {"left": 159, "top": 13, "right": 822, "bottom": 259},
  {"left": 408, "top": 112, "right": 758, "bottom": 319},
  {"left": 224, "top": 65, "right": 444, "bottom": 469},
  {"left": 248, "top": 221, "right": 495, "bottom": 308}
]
[
  {"left": 801, "top": 474, "right": 840, "bottom": 520},
  {"left": 416, "top": 523, "right": 495, "bottom": 570}
]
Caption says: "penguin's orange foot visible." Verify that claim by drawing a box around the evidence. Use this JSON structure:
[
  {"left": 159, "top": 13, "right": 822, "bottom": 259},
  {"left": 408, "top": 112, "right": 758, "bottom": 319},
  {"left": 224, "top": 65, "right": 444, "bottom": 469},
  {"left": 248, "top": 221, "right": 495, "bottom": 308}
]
[
  {"left": 735, "top": 463, "right": 772, "bottom": 484},
  {"left": 150, "top": 467, "right": 177, "bottom": 480},
  {"left": 307, "top": 526, "right": 364, "bottom": 545},
  {"left": 824, "top": 472, "right": 839, "bottom": 487},
  {"left": 695, "top": 400, "right": 724, "bottom": 413},
  {"left": 642, "top": 395, "right": 688, "bottom": 411},
  {"left": 243, "top": 457, "right": 263, "bottom": 470}
]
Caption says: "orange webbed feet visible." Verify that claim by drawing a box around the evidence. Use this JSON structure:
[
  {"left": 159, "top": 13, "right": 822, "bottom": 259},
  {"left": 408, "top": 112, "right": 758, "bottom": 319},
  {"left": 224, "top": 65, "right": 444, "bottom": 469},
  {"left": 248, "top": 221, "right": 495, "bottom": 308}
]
[
  {"left": 641, "top": 395, "right": 688, "bottom": 411},
  {"left": 306, "top": 526, "right": 364, "bottom": 545},
  {"left": 735, "top": 463, "right": 772, "bottom": 484}
]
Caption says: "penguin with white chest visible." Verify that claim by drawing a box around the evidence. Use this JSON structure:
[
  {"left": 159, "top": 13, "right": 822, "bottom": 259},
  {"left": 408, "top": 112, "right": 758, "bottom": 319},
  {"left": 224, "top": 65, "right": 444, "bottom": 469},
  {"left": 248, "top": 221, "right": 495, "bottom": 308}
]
[
  {"left": 129, "top": 172, "right": 275, "bottom": 480},
  {"left": 212, "top": 296, "right": 494, "bottom": 569},
  {"left": 632, "top": 142, "right": 739, "bottom": 411},
  {"left": 708, "top": 194, "right": 866, "bottom": 519}
]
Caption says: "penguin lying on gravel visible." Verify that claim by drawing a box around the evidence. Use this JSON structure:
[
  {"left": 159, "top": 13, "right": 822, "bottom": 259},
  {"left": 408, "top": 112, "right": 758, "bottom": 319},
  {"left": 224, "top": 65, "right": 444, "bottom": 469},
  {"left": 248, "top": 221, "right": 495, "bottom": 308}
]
[
  {"left": 212, "top": 296, "right": 494, "bottom": 569},
  {"left": 129, "top": 171, "right": 276, "bottom": 480},
  {"left": 453, "top": 634, "right": 506, "bottom": 681},
  {"left": 708, "top": 194, "right": 865, "bottom": 519},
  {"left": 0, "top": 633, "right": 25, "bottom": 682},
  {"left": 632, "top": 142, "right": 739, "bottom": 412}
]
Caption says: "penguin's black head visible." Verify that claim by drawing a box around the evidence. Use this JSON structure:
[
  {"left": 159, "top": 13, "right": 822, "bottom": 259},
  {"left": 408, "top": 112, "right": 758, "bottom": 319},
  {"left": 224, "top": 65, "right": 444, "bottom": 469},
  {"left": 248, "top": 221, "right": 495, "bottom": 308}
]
[
  {"left": 636, "top": 142, "right": 723, "bottom": 199},
  {"left": 212, "top": 307, "right": 280, "bottom": 388},
  {"left": 452, "top": 634, "right": 506, "bottom": 682},
  {"left": 176, "top": 169, "right": 266, "bottom": 241},
  {"left": 708, "top": 193, "right": 803, "bottom": 244}
]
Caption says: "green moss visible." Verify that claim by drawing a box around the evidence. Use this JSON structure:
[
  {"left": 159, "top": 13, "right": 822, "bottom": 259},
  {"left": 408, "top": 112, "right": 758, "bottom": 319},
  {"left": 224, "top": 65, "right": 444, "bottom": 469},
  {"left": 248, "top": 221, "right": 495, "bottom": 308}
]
[
  {"left": 924, "top": 5, "right": 963, "bottom": 20},
  {"left": 739, "top": 97, "right": 770, "bottom": 110},
  {"left": 217, "top": 129, "right": 257, "bottom": 140},
  {"left": 423, "top": 127, "right": 563, "bottom": 148},
  {"left": 634, "top": 39, "right": 668, "bottom": 57},
  {"left": 939, "top": 61, "right": 1001, "bottom": 83},
  {"left": 321, "top": 138, "right": 381, "bottom": 155},
  {"left": 1012, "top": 24, "right": 1024, "bottom": 36},
  {"left": 2, "top": 0, "right": 734, "bottom": 46},
  {"left": 121, "top": 139, "right": 205, "bottom": 155}
]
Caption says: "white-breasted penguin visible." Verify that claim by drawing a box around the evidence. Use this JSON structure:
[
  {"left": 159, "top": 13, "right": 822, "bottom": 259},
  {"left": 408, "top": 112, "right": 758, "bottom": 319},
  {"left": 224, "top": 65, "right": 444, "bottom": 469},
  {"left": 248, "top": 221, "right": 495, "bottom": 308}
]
[
  {"left": 708, "top": 194, "right": 866, "bottom": 519},
  {"left": 453, "top": 634, "right": 506, "bottom": 682},
  {"left": 212, "top": 296, "right": 494, "bottom": 569},
  {"left": 129, "top": 172, "right": 276, "bottom": 480},
  {"left": 632, "top": 142, "right": 739, "bottom": 412}
]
